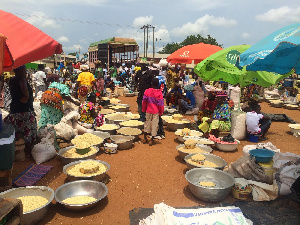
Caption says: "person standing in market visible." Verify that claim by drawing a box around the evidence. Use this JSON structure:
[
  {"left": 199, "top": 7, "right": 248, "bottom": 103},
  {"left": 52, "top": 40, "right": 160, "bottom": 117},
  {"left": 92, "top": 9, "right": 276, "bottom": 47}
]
[
  {"left": 142, "top": 78, "right": 164, "bottom": 146},
  {"left": 4, "top": 65, "right": 37, "bottom": 158},
  {"left": 33, "top": 64, "right": 48, "bottom": 97},
  {"left": 135, "top": 63, "right": 153, "bottom": 122},
  {"left": 73, "top": 65, "right": 96, "bottom": 103}
]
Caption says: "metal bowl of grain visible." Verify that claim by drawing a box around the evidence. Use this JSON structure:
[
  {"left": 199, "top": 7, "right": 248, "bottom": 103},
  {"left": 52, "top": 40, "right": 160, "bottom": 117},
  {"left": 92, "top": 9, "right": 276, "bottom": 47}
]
[{"left": 0, "top": 186, "right": 54, "bottom": 225}]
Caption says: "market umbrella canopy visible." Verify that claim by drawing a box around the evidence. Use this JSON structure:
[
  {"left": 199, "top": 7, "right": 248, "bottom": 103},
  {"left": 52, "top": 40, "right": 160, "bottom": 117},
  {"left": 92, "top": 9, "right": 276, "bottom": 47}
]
[
  {"left": 194, "top": 45, "right": 291, "bottom": 88},
  {"left": 0, "top": 33, "right": 13, "bottom": 74},
  {"left": 0, "top": 10, "right": 63, "bottom": 71},
  {"left": 167, "top": 43, "right": 222, "bottom": 64},
  {"left": 238, "top": 23, "right": 300, "bottom": 74}
]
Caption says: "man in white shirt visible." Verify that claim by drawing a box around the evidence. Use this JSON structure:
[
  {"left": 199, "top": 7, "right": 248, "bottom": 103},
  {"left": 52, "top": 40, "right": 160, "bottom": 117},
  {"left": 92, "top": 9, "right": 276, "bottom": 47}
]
[
  {"left": 33, "top": 64, "right": 47, "bottom": 97},
  {"left": 245, "top": 105, "right": 271, "bottom": 141}
]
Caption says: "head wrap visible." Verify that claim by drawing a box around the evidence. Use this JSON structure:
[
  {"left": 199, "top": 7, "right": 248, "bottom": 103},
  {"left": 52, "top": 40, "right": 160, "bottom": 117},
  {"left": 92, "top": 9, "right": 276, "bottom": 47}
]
[{"left": 184, "top": 84, "right": 194, "bottom": 91}]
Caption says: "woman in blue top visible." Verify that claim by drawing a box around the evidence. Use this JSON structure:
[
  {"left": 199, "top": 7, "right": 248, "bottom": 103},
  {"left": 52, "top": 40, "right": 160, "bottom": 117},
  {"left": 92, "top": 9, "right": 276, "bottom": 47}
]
[{"left": 178, "top": 85, "right": 196, "bottom": 114}]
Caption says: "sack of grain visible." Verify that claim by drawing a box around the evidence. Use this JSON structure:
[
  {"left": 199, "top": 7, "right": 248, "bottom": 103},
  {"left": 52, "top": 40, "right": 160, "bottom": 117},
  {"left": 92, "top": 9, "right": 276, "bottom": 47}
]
[{"left": 32, "top": 134, "right": 57, "bottom": 164}]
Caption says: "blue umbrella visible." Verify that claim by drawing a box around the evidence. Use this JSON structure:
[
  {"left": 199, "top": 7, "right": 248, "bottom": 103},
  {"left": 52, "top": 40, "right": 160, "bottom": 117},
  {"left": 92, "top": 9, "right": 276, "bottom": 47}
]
[{"left": 238, "top": 23, "right": 300, "bottom": 74}]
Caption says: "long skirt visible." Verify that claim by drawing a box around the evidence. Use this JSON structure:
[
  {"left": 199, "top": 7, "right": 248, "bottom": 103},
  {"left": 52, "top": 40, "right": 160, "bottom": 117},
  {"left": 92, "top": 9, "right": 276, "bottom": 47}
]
[
  {"left": 144, "top": 113, "right": 159, "bottom": 137},
  {"left": 4, "top": 111, "right": 37, "bottom": 143}
]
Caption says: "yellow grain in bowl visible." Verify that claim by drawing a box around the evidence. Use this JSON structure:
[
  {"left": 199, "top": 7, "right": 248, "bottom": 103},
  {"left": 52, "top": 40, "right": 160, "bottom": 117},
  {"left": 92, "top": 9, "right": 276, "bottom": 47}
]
[
  {"left": 63, "top": 147, "right": 98, "bottom": 158},
  {"left": 120, "top": 120, "right": 144, "bottom": 126},
  {"left": 97, "top": 124, "right": 119, "bottom": 130},
  {"left": 17, "top": 196, "right": 48, "bottom": 213},
  {"left": 71, "top": 133, "right": 103, "bottom": 146},
  {"left": 67, "top": 160, "right": 107, "bottom": 176},
  {"left": 62, "top": 196, "right": 97, "bottom": 205}
]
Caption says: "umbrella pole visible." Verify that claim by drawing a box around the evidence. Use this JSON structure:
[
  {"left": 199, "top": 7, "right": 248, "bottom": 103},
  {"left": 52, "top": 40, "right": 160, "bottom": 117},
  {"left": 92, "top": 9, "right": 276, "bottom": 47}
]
[{"left": 237, "top": 67, "right": 246, "bottom": 111}]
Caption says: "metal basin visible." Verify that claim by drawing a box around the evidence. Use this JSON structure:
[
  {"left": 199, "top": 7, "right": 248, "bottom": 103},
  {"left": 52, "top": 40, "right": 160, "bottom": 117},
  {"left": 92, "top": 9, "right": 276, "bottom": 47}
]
[
  {"left": 55, "top": 180, "right": 108, "bottom": 211},
  {"left": 215, "top": 142, "right": 238, "bottom": 152},
  {"left": 176, "top": 144, "right": 213, "bottom": 159},
  {"left": 0, "top": 186, "right": 54, "bottom": 225},
  {"left": 125, "top": 92, "right": 135, "bottom": 97},
  {"left": 63, "top": 159, "right": 110, "bottom": 182},
  {"left": 184, "top": 153, "right": 227, "bottom": 170},
  {"left": 116, "top": 127, "right": 142, "bottom": 142},
  {"left": 90, "top": 131, "right": 110, "bottom": 145},
  {"left": 175, "top": 129, "right": 203, "bottom": 143},
  {"left": 161, "top": 116, "right": 172, "bottom": 126},
  {"left": 95, "top": 125, "right": 119, "bottom": 135},
  {"left": 166, "top": 119, "right": 190, "bottom": 132},
  {"left": 110, "top": 135, "right": 134, "bottom": 150},
  {"left": 109, "top": 104, "right": 130, "bottom": 112},
  {"left": 57, "top": 146, "right": 99, "bottom": 165},
  {"left": 185, "top": 168, "right": 235, "bottom": 202}
]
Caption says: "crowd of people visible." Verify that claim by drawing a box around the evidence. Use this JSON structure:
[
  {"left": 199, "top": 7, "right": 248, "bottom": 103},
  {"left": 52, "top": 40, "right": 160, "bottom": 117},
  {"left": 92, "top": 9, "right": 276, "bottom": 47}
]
[{"left": 0, "top": 59, "right": 276, "bottom": 153}]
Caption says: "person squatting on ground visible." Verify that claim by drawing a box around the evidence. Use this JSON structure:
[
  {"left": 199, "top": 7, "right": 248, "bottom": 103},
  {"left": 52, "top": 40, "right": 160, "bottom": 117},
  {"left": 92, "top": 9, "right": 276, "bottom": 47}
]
[
  {"left": 244, "top": 105, "right": 272, "bottom": 141},
  {"left": 142, "top": 78, "right": 164, "bottom": 146}
]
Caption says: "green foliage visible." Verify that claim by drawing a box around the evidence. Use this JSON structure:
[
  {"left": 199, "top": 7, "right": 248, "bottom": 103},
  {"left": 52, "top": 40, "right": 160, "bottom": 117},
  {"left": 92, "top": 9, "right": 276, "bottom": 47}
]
[
  {"left": 158, "top": 34, "right": 223, "bottom": 54},
  {"left": 68, "top": 52, "right": 77, "bottom": 56}
]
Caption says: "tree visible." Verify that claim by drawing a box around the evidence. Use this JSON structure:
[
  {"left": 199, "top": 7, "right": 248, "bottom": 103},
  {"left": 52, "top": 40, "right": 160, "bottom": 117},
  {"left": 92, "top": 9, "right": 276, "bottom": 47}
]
[
  {"left": 68, "top": 52, "right": 77, "bottom": 56},
  {"left": 158, "top": 34, "right": 223, "bottom": 54}
]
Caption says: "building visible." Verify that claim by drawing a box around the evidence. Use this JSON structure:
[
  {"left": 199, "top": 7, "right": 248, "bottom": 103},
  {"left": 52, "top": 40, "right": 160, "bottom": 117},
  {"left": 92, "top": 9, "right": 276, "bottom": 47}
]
[{"left": 88, "top": 37, "right": 139, "bottom": 67}]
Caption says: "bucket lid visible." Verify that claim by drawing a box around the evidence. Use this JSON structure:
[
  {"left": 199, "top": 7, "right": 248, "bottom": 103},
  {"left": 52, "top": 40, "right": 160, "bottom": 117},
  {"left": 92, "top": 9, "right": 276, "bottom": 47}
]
[{"left": 0, "top": 123, "right": 15, "bottom": 145}]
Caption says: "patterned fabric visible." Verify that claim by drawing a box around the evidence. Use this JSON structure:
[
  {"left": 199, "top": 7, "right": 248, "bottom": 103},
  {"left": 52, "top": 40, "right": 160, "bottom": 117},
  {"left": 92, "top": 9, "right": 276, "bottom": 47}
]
[
  {"left": 41, "top": 88, "right": 63, "bottom": 111},
  {"left": 212, "top": 103, "right": 232, "bottom": 121},
  {"left": 79, "top": 101, "right": 95, "bottom": 124},
  {"left": 94, "top": 114, "right": 105, "bottom": 127},
  {"left": 78, "top": 85, "right": 92, "bottom": 103},
  {"left": 4, "top": 111, "right": 37, "bottom": 143},
  {"left": 38, "top": 105, "right": 63, "bottom": 128},
  {"left": 2, "top": 82, "right": 11, "bottom": 111},
  {"left": 13, "top": 164, "right": 53, "bottom": 187}
]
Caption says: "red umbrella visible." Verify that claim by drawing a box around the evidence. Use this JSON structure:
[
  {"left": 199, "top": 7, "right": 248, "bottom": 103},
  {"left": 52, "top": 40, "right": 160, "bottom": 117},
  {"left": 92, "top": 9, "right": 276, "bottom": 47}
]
[
  {"left": 167, "top": 43, "right": 222, "bottom": 64},
  {"left": 0, "top": 33, "right": 13, "bottom": 74},
  {"left": 0, "top": 10, "right": 63, "bottom": 71}
]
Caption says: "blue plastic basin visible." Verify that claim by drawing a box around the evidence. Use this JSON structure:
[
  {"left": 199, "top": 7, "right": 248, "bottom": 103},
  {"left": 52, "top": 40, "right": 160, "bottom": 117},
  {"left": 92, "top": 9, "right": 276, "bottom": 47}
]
[{"left": 249, "top": 149, "right": 275, "bottom": 163}]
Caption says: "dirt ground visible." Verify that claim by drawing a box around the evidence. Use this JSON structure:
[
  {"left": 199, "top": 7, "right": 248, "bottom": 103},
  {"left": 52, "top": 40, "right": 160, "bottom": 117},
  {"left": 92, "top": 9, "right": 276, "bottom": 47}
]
[{"left": 10, "top": 96, "right": 300, "bottom": 225}]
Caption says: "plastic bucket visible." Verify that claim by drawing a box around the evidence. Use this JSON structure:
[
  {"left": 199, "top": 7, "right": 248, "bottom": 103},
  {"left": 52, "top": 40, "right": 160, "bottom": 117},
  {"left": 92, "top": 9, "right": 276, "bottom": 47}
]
[{"left": 249, "top": 134, "right": 259, "bottom": 143}]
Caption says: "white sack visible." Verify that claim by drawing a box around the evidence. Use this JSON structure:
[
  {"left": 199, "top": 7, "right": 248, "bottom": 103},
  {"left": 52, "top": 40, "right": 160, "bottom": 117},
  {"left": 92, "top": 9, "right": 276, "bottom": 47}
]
[
  {"left": 32, "top": 134, "right": 57, "bottom": 164},
  {"left": 230, "top": 110, "right": 246, "bottom": 140},
  {"left": 54, "top": 121, "right": 76, "bottom": 141}
]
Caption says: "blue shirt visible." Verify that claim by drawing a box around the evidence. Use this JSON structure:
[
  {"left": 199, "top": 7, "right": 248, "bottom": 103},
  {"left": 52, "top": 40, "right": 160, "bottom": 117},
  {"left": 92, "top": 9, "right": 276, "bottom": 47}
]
[{"left": 186, "top": 91, "right": 195, "bottom": 106}]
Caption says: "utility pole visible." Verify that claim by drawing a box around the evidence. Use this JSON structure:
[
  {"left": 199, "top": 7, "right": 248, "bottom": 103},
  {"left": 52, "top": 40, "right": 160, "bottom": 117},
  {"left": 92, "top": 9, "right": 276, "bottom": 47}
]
[
  {"left": 140, "top": 25, "right": 146, "bottom": 57},
  {"left": 152, "top": 26, "right": 155, "bottom": 61},
  {"left": 146, "top": 24, "right": 149, "bottom": 58}
]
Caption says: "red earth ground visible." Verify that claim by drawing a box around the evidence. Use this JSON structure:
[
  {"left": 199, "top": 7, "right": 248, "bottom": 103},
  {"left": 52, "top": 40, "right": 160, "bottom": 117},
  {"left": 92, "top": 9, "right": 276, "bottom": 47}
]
[{"left": 10, "top": 96, "right": 300, "bottom": 225}]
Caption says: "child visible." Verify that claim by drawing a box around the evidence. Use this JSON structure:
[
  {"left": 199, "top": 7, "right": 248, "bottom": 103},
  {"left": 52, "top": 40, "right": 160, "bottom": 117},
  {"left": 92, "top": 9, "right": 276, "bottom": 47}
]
[
  {"left": 245, "top": 105, "right": 271, "bottom": 141},
  {"left": 142, "top": 78, "right": 164, "bottom": 146}
]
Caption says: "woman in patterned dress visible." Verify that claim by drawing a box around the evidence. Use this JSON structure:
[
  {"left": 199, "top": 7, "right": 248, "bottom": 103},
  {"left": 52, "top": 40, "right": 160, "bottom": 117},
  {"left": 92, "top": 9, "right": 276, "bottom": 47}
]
[
  {"left": 38, "top": 80, "right": 79, "bottom": 128},
  {"left": 4, "top": 65, "right": 37, "bottom": 157}
]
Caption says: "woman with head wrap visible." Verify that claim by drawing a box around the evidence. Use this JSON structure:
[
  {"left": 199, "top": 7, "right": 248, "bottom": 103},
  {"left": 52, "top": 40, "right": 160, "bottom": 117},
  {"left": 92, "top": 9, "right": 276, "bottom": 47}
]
[
  {"left": 73, "top": 65, "right": 96, "bottom": 103},
  {"left": 38, "top": 79, "right": 80, "bottom": 128},
  {"left": 198, "top": 91, "right": 234, "bottom": 137},
  {"left": 79, "top": 92, "right": 104, "bottom": 128},
  {"left": 4, "top": 65, "right": 37, "bottom": 157}
]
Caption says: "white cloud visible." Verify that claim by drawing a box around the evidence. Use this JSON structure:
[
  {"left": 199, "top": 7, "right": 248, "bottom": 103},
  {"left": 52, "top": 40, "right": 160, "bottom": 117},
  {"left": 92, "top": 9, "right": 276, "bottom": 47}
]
[
  {"left": 255, "top": 6, "right": 300, "bottom": 23},
  {"left": 57, "top": 36, "right": 69, "bottom": 43},
  {"left": 25, "top": 11, "right": 61, "bottom": 29},
  {"left": 242, "top": 33, "right": 250, "bottom": 39},
  {"left": 63, "top": 44, "right": 82, "bottom": 52},
  {"left": 184, "top": 0, "right": 228, "bottom": 11},
  {"left": 6, "top": 0, "right": 109, "bottom": 6},
  {"left": 171, "top": 14, "right": 237, "bottom": 37},
  {"left": 133, "top": 16, "right": 153, "bottom": 28}
]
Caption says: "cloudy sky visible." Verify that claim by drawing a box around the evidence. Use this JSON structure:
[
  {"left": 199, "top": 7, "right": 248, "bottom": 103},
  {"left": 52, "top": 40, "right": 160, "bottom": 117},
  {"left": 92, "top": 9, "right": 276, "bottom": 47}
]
[{"left": 1, "top": 0, "right": 300, "bottom": 55}]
